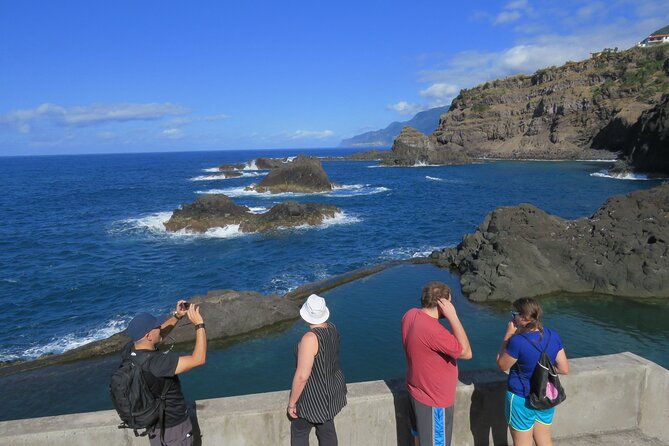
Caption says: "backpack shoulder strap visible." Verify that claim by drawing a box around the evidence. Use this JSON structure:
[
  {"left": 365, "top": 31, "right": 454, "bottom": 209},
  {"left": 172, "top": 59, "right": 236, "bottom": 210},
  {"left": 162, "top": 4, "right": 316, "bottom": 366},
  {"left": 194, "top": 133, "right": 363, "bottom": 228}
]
[{"left": 519, "top": 330, "right": 552, "bottom": 353}]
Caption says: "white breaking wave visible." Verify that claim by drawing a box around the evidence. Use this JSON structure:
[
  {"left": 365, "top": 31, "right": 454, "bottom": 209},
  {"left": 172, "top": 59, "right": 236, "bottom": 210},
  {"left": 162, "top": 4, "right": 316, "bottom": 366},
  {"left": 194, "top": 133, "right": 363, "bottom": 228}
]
[
  {"left": 425, "top": 176, "right": 463, "bottom": 184},
  {"left": 203, "top": 167, "right": 220, "bottom": 172},
  {"left": 379, "top": 245, "right": 443, "bottom": 261},
  {"left": 197, "top": 184, "right": 389, "bottom": 198},
  {"left": 590, "top": 171, "right": 666, "bottom": 181},
  {"left": 245, "top": 159, "right": 259, "bottom": 170},
  {"left": 115, "top": 212, "right": 174, "bottom": 234},
  {"left": 5, "top": 317, "right": 131, "bottom": 361},
  {"left": 1, "top": 278, "right": 18, "bottom": 284},
  {"left": 112, "top": 210, "right": 360, "bottom": 240},
  {"left": 190, "top": 172, "right": 266, "bottom": 181},
  {"left": 293, "top": 212, "right": 362, "bottom": 230}
]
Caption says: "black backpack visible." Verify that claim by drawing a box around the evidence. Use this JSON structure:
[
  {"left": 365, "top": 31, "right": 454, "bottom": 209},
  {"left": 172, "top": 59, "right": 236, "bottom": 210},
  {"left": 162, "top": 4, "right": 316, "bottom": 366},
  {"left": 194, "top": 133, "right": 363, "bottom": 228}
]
[
  {"left": 109, "top": 348, "right": 172, "bottom": 441},
  {"left": 518, "top": 331, "right": 566, "bottom": 410}
]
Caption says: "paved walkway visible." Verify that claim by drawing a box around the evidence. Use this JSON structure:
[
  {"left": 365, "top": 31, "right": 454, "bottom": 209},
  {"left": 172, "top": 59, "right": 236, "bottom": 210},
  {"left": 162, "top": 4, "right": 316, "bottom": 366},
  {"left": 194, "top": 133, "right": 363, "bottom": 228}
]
[{"left": 555, "top": 429, "right": 667, "bottom": 446}]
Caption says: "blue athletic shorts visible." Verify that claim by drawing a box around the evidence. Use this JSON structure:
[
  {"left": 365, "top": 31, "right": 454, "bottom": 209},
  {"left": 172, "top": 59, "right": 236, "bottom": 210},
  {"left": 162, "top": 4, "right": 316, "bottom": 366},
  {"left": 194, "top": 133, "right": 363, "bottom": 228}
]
[{"left": 505, "top": 390, "right": 555, "bottom": 431}]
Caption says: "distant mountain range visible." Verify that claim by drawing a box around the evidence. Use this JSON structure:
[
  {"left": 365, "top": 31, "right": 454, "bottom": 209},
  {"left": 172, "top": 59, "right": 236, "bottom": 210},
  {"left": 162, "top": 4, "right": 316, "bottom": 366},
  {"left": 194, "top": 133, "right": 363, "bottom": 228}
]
[{"left": 339, "top": 106, "right": 450, "bottom": 147}]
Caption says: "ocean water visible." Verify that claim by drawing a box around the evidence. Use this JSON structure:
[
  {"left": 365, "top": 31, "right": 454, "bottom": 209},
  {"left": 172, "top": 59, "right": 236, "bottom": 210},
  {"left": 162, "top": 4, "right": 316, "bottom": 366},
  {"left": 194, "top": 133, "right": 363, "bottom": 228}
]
[{"left": 1, "top": 149, "right": 668, "bottom": 420}]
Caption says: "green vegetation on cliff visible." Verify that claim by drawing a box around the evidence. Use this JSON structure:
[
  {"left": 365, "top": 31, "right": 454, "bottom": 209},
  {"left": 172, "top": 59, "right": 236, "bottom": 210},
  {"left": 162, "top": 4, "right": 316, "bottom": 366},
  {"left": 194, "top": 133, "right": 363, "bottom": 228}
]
[{"left": 432, "top": 45, "right": 669, "bottom": 160}]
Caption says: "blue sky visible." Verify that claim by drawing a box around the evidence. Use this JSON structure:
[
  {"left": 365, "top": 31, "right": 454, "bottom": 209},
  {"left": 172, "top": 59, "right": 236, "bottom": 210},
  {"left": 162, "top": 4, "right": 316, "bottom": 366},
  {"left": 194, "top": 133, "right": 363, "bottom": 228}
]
[{"left": 1, "top": 0, "right": 668, "bottom": 156}]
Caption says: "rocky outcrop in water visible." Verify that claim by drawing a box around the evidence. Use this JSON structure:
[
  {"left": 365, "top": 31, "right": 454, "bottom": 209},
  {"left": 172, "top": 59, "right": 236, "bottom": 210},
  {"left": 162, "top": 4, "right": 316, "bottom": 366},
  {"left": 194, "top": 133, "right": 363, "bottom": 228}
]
[
  {"left": 164, "top": 194, "right": 339, "bottom": 233},
  {"left": 218, "top": 157, "right": 293, "bottom": 172},
  {"left": 218, "top": 162, "right": 246, "bottom": 171},
  {"left": 249, "top": 155, "right": 333, "bottom": 193},
  {"left": 208, "top": 171, "right": 244, "bottom": 179},
  {"left": 379, "top": 126, "right": 471, "bottom": 166},
  {"left": 339, "top": 105, "right": 450, "bottom": 148},
  {"left": 431, "top": 183, "right": 669, "bottom": 301}
]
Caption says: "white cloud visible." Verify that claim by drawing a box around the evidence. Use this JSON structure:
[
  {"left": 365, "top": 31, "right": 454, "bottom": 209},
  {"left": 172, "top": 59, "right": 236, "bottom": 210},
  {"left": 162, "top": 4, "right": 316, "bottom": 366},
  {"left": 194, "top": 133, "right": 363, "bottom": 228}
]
[
  {"left": 285, "top": 130, "right": 335, "bottom": 140},
  {"left": 419, "top": 83, "right": 459, "bottom": 104},
  {"left": 162, "top": 128, "right": 184, "bottom": 139},
  {"left": 418, "top": 15, "right": 669, "bottom": 105},
  {"left": 494, "top": 10, "right": 522, "bottom": 25},
  {"left": 0, "top": 102, "right": 188, "bottom": 128},
  {"left": 387, "top": 101, "right": 426, "bottom": 116},
  {"left": 505, "top": 0, "right": 528, "bottom": 9}
]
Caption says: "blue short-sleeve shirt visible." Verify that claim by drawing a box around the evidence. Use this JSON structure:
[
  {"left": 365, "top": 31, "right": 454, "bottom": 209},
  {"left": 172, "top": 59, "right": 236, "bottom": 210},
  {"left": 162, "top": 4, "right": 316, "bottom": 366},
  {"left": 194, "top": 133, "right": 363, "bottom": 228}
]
[{"left": 505, "top": 328, "right": 564, "bottom": 397}]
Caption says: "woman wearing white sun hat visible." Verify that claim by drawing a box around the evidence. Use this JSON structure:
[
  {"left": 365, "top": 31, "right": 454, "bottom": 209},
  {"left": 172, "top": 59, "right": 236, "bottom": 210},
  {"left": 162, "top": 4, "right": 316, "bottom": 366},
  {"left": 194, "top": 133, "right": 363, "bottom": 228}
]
[{"left": 287, "top": 294, "right": 347, "bottom": 446}]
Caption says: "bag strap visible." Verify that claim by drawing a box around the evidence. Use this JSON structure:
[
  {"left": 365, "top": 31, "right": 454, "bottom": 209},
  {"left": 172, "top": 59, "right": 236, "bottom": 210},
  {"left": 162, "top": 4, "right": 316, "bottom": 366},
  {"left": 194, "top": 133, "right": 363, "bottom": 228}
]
[
  {"left": 143, "top": 353, "right": 172, "bottom": 446},
  {"left": 519, "top": 329, "right": 551, "bottom": 354}
]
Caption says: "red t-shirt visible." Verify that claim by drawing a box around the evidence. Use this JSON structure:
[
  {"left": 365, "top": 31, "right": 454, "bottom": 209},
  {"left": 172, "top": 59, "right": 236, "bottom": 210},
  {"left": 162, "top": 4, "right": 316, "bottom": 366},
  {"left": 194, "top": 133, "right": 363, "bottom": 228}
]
[{"left": 401, "top": 308, "right": 462, "bottom": 408}]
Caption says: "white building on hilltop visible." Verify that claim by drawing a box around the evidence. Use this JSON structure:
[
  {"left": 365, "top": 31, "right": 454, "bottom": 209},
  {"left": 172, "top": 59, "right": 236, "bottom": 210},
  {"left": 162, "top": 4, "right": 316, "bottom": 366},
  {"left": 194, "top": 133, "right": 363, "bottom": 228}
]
[{"left": 638, "top": 25, "right": 669, "bottom": 47}]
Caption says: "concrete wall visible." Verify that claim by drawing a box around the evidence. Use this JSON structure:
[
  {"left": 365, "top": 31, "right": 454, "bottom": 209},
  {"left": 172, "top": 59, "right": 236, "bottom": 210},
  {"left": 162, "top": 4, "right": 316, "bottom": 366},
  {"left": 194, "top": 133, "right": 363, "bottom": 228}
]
[{"left": 1, "top": 352, "right": 667, "bottom": 445}]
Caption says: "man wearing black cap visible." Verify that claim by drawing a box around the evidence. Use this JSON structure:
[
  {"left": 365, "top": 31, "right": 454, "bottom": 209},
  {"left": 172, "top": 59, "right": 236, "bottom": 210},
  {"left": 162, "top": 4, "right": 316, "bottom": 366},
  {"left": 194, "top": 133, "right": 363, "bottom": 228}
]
[{"left": 125, "top": 300, "right": 206, "bottom": 446}]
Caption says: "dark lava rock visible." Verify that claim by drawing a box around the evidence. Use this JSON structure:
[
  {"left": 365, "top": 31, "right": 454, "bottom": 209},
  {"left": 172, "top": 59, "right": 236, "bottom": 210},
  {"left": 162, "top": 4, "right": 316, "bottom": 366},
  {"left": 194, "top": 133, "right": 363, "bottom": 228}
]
[
  {"left": 623, "top": 93, "right": 669, "bottom": 175},
  {"left": 431, "top": 183, "right": 669, "bottom": 301},
  {"left": 596, "top": 94, "right": 669, "bottom": 177},
  {"left": 163, "top": 194, "right": 340, "bottom": 233},
  {"left": 255, "top": 157, "right": 292, "bottom": 170},
  {"left": 164, "top": 194, "right": 250, "bottom": 233},
  {"left": 251, "top": 155, "right": 333, "bottom": 193},
  {"left": 380, "top": 127, "right": 471, "bottom": 166},
  {"left": 168, "top": 290, "right": 301, "bottom": 342},
  {"left": 218, "top": 163, "right": 246, "bottom": 170},
  {"left": 218, "top": 157, "right": 293, "bottom": 171},
  {"left": 239, "top": 201, "right": 339, "bottom": 232}
]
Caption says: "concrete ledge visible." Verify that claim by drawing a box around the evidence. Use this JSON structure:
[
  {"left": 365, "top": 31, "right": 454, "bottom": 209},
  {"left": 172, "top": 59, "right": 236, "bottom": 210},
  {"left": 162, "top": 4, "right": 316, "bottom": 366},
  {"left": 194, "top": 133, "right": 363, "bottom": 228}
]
[{"left": 1, "top": 353, "right": 667, "bottom": 445}]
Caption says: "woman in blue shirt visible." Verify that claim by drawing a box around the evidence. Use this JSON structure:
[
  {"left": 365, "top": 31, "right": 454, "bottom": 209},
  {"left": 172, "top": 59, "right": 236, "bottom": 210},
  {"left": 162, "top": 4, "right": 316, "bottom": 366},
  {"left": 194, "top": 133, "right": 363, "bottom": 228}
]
[{"left": 496, "top": 297, "right": 569, "bottom": 446}]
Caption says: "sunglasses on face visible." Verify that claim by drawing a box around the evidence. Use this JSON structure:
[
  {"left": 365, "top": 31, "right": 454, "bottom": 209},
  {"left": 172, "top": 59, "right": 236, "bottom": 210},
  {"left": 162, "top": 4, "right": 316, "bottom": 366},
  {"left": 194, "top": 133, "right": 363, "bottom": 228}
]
[{"left": 510, "top": 311, "right": 521, "bottom": 318}]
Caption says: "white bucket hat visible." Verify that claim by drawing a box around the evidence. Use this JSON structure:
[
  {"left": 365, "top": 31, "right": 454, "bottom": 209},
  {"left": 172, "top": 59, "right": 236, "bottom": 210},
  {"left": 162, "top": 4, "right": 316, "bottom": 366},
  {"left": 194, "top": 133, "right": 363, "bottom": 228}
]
[{"left": 300, "top": 294, "right": 330, "bottom": 325}]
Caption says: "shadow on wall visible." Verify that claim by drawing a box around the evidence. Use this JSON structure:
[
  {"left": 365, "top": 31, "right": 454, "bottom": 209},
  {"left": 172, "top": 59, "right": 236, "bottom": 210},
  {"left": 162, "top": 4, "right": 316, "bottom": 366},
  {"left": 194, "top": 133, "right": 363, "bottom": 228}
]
[
  {"left": 384, "top": 374, "right": 509, "bottom": 446},
  {"left": 460, "top": 370, "right": 509, "bottom": 446},
  {"left": 384, "top": 378, "right": 413, "bottom": 446}
]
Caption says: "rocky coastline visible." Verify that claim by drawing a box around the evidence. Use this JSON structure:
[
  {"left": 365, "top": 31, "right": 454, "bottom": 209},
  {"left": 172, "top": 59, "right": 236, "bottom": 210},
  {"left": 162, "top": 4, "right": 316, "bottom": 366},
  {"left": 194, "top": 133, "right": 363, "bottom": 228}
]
[
  {"left": 350, "top": 45, "right": 669, "bottom": 173},
  {"left": 431, "top": 183, "right": 669, "bottom": 302}
]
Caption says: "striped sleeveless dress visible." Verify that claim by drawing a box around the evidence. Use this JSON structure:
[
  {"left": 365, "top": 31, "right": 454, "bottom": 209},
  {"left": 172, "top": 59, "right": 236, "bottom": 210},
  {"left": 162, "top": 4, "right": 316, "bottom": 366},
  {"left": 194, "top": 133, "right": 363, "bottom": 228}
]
[{"left": 296, "top": 323, "right": 347, "bottom": 423}]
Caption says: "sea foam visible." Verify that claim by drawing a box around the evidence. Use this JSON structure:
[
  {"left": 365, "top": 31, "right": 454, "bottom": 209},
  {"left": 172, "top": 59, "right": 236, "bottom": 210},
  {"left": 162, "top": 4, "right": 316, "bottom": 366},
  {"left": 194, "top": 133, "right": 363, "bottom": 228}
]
[
  {"left": 379, "top": 245, "right": 444, "bottom": 261},
  {"left": 590, "top": 171, "right": 665, "bottom": 181},
  {"left": 5, "top": 317, "right": 131, "bottom": 361},
  {"left": 112, "top": 210, "right": 360, "bottom": 240},
  {"left": 190, "top": 172, "right": 266, "bottom": 181},
  {"left": 197, "top": 184, "right": 389, "bottom": 198}
]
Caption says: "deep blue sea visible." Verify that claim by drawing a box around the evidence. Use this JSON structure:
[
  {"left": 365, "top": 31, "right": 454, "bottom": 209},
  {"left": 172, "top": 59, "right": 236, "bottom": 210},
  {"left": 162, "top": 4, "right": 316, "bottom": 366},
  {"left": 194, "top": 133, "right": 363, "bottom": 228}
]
[{"left": 1, "top": 148, "right": 668, "bottom": 420}]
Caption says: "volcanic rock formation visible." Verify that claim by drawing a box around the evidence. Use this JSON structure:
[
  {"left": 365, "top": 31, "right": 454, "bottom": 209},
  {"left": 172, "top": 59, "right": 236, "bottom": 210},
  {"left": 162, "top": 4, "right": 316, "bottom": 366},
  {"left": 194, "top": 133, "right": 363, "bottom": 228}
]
[
  {"left": 249, "top": 155, "right": 333, "bottom": 193},
  {"left": 431, "top": 183, "right": 669, "bottom": 301},
  {"left": 164, "top": 194, "right": 340, "bottom": 233},
  {"left": 380, "top": 126, "right": 471, "bottom": 166}
]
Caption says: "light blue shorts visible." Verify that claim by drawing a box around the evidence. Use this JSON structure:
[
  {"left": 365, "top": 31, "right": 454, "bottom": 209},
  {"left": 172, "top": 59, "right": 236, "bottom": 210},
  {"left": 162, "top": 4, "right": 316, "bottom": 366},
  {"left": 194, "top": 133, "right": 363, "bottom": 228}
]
[{"left": 505, "top": 390, "right": 555, "bottom": 431}]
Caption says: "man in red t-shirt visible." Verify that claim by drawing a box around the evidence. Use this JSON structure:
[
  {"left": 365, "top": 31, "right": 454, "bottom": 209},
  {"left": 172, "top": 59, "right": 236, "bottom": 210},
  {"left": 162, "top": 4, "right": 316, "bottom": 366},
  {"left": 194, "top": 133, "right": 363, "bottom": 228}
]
[{"left": 401, "top": 282, "right": 472, "bottom": 446}]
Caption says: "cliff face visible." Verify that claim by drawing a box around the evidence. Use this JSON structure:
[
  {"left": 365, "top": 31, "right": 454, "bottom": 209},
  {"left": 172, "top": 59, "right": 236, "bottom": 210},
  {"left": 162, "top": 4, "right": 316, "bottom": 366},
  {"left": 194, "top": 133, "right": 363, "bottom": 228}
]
[
  {"left": 432, "top": 45, "right": 669, "bottom": 160},
  {"left": 622, "top": 93, "right": 669, "bottom": 174}
]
